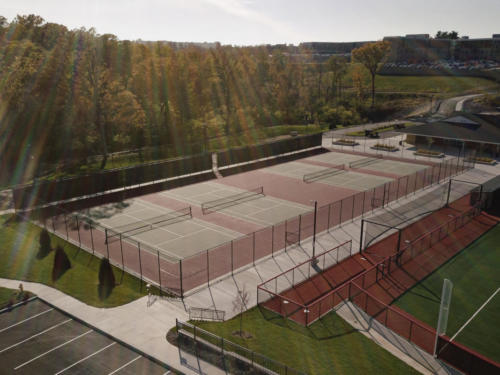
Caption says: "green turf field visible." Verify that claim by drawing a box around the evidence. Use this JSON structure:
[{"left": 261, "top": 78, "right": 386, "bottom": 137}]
[
  {"left": 191, "top": 307, "right": 419, "bottom": 375},
  {"left": 394, "top": 224, "right": 500, "bottom": 362}
]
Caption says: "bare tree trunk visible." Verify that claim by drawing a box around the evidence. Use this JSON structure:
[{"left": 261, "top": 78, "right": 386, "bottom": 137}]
[
  {"left": 96, "top": 103, "right": 108, "bottom": 170},
  {"left": 371, "top": 73, "right": 375, "bottom": 107}
]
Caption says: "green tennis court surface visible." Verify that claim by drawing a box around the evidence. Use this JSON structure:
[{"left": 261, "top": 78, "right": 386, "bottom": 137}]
[{"left": 393, "top": 224, "right": 500, "bottom": 362}]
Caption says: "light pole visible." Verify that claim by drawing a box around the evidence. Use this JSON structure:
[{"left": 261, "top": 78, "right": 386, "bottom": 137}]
[{"left": 310, "top": 200, "right": 318, "bottom": 259}]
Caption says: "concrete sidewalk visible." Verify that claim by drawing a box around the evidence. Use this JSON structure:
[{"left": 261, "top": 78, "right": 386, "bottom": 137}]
[{"left": 0, "top": 277, "right": 224, "bottom": 375}]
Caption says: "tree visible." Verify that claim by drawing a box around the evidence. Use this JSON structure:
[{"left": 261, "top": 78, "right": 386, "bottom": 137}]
[
  {"left": 352, "top": 41, "right": 390, "bottom": 107},
  {"left": 232, "top": 285, "right": 250, "bottom": 337},
  {"left": 326, "top": 56, "right": 347, "bottom": 101},
  {"left": 435, "top": 31, "right": 459, "bottom": 40}
]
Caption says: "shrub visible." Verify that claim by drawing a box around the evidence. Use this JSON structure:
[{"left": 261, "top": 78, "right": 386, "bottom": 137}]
[
  {"left": 52, "top": 245, "right": 71, "bottom": 281},
  {"left": 38, "top": 229, "right": 52, "bottom": 258},
  {"left": 98, "top": 258, "right": 115, "bottom": 299}
]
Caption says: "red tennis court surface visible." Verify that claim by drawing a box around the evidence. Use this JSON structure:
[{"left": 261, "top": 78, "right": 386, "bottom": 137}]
[{"left": 216, "top": 169, "right": 358, "bottom": 207}]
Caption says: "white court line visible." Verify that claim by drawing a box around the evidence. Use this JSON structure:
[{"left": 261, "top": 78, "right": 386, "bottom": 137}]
[
  {"left": 107, "top": 355, "right": 141, "bottom": 375},
  {"left": 0, "top": 308, "right": 54, "bottom": 333},
  {"left": 450, "top": 287, "right": 500, "bottom": 342},
  {"left": 14, "top": 330, "right": 93, "bottom": 370},
  {"left": 54, "top": 342, "right": 116, "bottom": 374},
  {"left": 0, "top": 319, "right": 72, "bottom": 354},
  {"left": 156, "top": 227, "right": 235, "bottom": 249}
]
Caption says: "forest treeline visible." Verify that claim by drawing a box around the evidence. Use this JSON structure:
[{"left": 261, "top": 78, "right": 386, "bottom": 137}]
[{"left": 0, "top": 14, "right": 391, "bottom": 183}]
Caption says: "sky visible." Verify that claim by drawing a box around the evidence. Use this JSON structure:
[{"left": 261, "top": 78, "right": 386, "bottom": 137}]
[{"left": 1, "top": 0, "right": 499, "bottom": 45}]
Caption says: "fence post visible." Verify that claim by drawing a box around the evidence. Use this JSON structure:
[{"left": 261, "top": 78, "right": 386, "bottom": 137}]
[
  {"left": 206, "top": 250, "right": 210, "bottom": 285},
  {"left": 351, "top": 195, "right": 355, "bottom": 220},
  {"left": 339, "top": 199, "right": 343, "bottom": 225},
  {"left": 104, "top": 230, "right": 110, "bottom": 258},
  {"left": 327, "top": 204, "right": 331, "bottom": 229},
  {"left": 179, "top": 260, "right": 183, "bottom": 299},
  {"left": 446, "top": 179, "right": 452, "bottom": 207},
  {"left": 76, "top": 216, "right": 81, "bottom": 246},
  {"left": 64, "top": 215, "right": 69, "bottom": 240},
  {"left": 231, "top": 240, "right": 234, "bottom": 275},
  {"left": 362, "top": 191, "right": 366, "bottom": 217},
  {"left": 120, "top": 236, "right": 124, "bottom": 272},
  {"left": 138, "top": 242, "right": 143, "bottom": 285},
  {"left": 298, "top": 215, "right": 302, "bottom": 245},
  {"left": 285, "top": 220, "right": 287, "bottom": 252},
  {"left": 413, "top": 172, "right": 418, "bottom": 194},
  {"left": 90, "top": 225, "right": 95, "bottom": 254},
  {"left": 157, "top": 251, "right": 162, "bottom": 296},
  {"left": 382, "top": 183, "right": 387, "bottom": 207},
  {"left": 271, "top": 226, "right": 274, "bottom": 257},
  {"left": 253, "top": 232, "right": 256, "bottom": 266},
  {"left": 359, "top": 220, "right": 364, "bottom": 253}
]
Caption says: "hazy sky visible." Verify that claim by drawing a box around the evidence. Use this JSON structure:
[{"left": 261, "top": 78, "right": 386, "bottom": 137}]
[{"left": 1, "top": 0, "right": 499, "bottom": 45}]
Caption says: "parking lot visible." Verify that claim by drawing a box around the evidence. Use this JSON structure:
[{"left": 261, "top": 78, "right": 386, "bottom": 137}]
[{"left": 0, "top": 298, "right": 174, "bottom": 375}]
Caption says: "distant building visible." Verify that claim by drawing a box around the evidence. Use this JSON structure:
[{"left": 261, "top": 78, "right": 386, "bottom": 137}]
[
  {"left": 383, "top": 35, "right": 500, "bottom": 62},
  {"left": 396, "top": 112, "right": 500, "bottom": 157},
  {"left": 405, "top": 34, "right": 430, "bottom": 39}
]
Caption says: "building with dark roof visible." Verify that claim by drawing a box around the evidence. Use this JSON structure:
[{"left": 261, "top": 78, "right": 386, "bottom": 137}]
[{"left": 396, "top": 112, "right": 500, "bottom": 157}]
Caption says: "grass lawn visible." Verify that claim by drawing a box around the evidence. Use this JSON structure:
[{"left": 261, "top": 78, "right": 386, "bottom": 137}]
[
  {"left": 343, "top": 64, "right": 500, "bottom": 94},
  {"left": 0, "top": 286, "right": 34, "bottom": 309},
  {"left": 0, "top": 215, "right": 150, "bottom": 308},
  {"left": 192, "top": 307, "right": 420, "bottom": 375},
  {"left": 375, "top": 75, "right": 499, "bottom": 94},
  {"left": 394, "top": 224, "right": 500, "bottom": 362}
]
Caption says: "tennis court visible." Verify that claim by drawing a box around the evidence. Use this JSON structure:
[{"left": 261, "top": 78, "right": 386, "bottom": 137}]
[
  {"left": 0, "top": 298, "right": 173, "bottom": 375},
  {"left": 307, "top": 151, "right": 428, "bottom": 176},
  {"left": 86, "top": 197, "right": 242, "bottom": 259},
  {"left": 159, "top": 181, "right": 311, "bottom": 227},
  {"left": 262, "top": 161, "right": 393, "bottom": 191}
]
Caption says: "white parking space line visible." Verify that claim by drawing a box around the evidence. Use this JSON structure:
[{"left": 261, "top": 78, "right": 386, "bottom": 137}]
[
  {"left": 0, "top": 308, "right": 54, "bottom": 333},
  {"left": 54, "top": 342, "right": 116, "bottom": 374},
  {"left": 163, "top": 371, "right": 171, "bottom": 375},
  {"left": 107, "top": 355, "right": 141, "bottom": 375},
  {"left": 14, "top": 330, "right": 93, "bottom": 370},
  {"left": 0, "top": 319, "right": 72, "bottom": 354}
]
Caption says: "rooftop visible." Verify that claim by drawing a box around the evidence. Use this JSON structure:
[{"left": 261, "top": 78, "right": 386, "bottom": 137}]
[{"left": 395, "top": 112, "right": 500, "bottom": 145}]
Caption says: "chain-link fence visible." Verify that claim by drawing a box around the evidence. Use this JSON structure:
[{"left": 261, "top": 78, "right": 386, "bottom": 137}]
[
  {"left": 175, "top": 320, "right": 307, "bottom": 375},
  {"left": 18, "top": 153, "right": 473, "bottom": 298},
  {"left": 258, "top": 200, "right": 483, "bottom": 329}
]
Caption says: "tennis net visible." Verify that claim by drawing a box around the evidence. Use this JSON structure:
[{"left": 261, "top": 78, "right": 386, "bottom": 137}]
[
  {"left": 105, "top": 206, "right": 192, "bottom": 243},
  {"left": 201, "top": 187, "right": 264, "bottom": 214},
  {"left": 349, "top": 156, "right": 382, "bottom": 169},
  {"left": 303, "top": 164, "right": 345, "bottom": 183}
]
